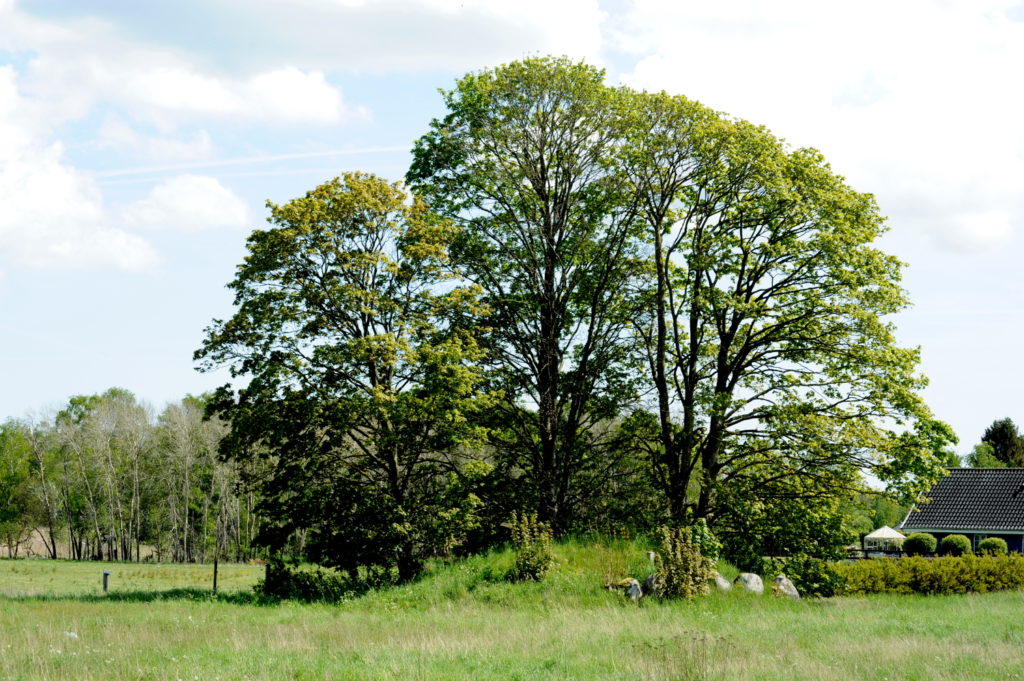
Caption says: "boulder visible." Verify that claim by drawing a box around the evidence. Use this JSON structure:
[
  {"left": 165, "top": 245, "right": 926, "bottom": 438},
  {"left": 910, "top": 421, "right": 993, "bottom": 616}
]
[
  {"left": 711, "top": 571, "right": 731, "bottom": 591},
  {"left": 644, "top": 572, "right": 663, "bottom": 597},
  {"left": 617, "top": 577, "right": 643, "bottom": 602},
  {"left": 773, "top": 575, "right": 800, "bottom": 599},
  {"left": 734, "top": 572, "right": 764, "bottom": 595}
]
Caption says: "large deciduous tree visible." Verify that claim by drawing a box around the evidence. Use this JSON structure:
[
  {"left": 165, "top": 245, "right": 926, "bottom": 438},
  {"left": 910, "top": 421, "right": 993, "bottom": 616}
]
[
  {"left": 407, "top": 57, "right": 643, "bottom": 533},
  {"left": 196, "top": 172, "right": 489, "bottom": 581},
  {"left": 410, "top": 56, "right": 952, "bottom": 536},
  {"left": 621, "top": 92, "right": 955, "bottom": 525}
]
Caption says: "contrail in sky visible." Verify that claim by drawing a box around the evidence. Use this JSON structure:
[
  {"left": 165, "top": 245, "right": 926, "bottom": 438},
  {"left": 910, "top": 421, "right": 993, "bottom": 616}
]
[{"left": 94, "top": 145, "right": 409, "bottom": 179}]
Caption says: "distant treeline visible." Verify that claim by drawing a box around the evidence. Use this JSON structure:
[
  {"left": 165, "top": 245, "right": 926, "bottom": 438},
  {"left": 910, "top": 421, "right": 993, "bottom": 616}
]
[{"left": 0, "top": 388, "right": 257, "bottom": 562}]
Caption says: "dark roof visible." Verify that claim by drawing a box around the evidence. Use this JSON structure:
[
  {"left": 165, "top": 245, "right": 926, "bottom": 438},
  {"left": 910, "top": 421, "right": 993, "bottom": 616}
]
[{"left": 900, "top": 468, "right": 1024, "bottom": 533}]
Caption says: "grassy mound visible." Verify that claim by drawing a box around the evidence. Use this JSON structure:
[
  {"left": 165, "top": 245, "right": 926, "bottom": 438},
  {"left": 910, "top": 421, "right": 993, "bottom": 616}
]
[{"left": 5, "top": 543, "right": 1024, "bottom": 680}]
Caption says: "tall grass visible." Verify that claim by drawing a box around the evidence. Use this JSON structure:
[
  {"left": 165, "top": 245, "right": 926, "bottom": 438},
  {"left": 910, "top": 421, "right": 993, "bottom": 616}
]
[{"left": 3, "top": 543, "right": 1024, "bottom": 680}]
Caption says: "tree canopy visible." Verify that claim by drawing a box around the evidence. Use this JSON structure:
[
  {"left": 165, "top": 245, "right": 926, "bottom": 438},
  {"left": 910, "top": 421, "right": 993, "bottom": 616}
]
[
  {"left": 408, "top": 56, "right": 953, "bottom": 533},
  {"left": 980, "top": 418, "right": 1024, "bottom": 467},
  {"left": 188, "top": 57, "right": 953, "bottom": 572},
  {"left": 620, "top": 89, "right": 954, "bottom": 523},
  {"left": 196, "top": 172, "right": 491, "bottom": 580},
  {"left": 0, "top": 389, "right": 249, "bottom": 562},
  {"left": 407, "top": 58, "right": 643, "bottom": 532}
]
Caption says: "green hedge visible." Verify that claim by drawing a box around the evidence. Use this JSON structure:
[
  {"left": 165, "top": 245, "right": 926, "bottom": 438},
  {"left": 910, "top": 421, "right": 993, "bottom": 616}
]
[
  {"left": 902, "top": 532, "right": 936, "bottom": 556},
  {"left": 766, "top": 554, "right": 845, "bottom": 598},
  {"left": 836, "top": 554, "right": 1024, "bottom": 595},
  {"left": 938, "top": 534, "right": 972, "bottom": 557},
  {"left": 978, "top": 537, "right": 1008, "bottom": 556},
  {"left": 256, "top": 560, "right": 397, "bottom": 602}
]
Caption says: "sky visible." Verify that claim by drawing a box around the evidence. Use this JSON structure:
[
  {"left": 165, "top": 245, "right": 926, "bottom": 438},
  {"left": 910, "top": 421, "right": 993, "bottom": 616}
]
[{"left": 1, "top": 0, "right": 1023, "bottom": 454}]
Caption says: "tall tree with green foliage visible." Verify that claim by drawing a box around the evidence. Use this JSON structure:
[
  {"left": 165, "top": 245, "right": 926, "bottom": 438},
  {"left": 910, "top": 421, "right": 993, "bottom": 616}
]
[
  {"left": 0, "top": 391, "right": 255, "bottom": 562},
  {"left": 407, "top": 57, "right": 643, "bottom": 532},
  {"left": 981, "top": 418, "right": 1024, "bottom": 467},
  {"left": 52, "top": 388, "right": 156, "bottom": 561},
  {"left": 620, "top": 90, "right": 955, "bottom": 524},
  {"left": 153, "top": 396, "right": 240, "bottom": 562},
  {"left": 196, "top": 172, "right": 490, "bottom": 581},
  {"left": 0, "top": 421, "right": 38, "bottom": 557},
  {"left": 966, "top": 441, "right": 1005, "bottom": 468}
]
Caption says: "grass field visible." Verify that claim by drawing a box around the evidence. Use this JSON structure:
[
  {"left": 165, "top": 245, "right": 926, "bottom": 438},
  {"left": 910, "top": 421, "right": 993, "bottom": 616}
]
[
  {"left": 0, "top": 560, "right": 264, "bottom": 598},
  {"left": 2, "top": 542, "right": 1024, "bottom": 681}
]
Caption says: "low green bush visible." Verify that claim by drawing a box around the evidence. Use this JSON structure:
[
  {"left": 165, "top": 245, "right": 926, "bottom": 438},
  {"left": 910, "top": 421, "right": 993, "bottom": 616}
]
[
  {"left": 978, "top": 537, "right": 1008, "bottom": 556},
  {"left": 836, "top": 554, "right": 1024, "bottom": 595},
  {"left": 256, "top": 560, "right": 387, "bottom": 602},
  {"left": 938, "top": 534, "right": 972, "bottom": 557},
  {"left": 690, "top": 518, "right": 722, "bottom": 562},
  {"left": 655, "top": 525, "right": 713, "bottom": 599},
  {"left": 505, "top": 511, "right": 554, "bottom": 582},
  {"left": 902, "top": 532, "right": 937, "bottom": 556},
  {"left": 767, "top": 554, "right": 846, "bottom": 598}
]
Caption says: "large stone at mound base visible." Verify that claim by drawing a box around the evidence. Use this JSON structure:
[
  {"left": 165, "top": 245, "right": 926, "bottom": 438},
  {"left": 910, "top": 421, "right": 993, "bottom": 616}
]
[
  {"left": 644, "top": 572, "right": 663, "bottom": 598},
  {"left": 617, "top": 577, "right": 643, "bottom": 601},
  {"left": 711, "top": 571, "right": 731, "bottom": 591},
  {"left": 773, "top": 575, "right": 800, "bottom": 599},
  {"left": 734, "top": 572, "right": 764, "bottom": 594}
]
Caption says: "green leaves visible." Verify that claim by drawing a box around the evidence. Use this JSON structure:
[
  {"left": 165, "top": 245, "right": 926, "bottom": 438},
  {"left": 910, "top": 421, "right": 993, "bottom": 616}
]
[
  {"left": 621, "top": 85, "right": 955, "bottom": 526},
  {"left": 197, "top": 57, "right": 953, "bottom": 571},
  {"left": 196, "top": 172, "right": 491, "bottom": 581},
  {"left": 408, "top": 57, "right": 648, "bottom": 531}
]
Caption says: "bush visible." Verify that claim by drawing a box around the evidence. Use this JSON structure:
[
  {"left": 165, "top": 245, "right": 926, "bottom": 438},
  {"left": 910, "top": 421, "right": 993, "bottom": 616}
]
[
  {"left": 654, "top": 526, "right": 713, "bottom": 599},
  {"left": 938, "top": 534, "right": 973, "bottom": 557},
  {"left": 255, "top": 560, "right": 380, "bottom": 602},
  {"left": 978, "top": 537, "right": 1008, "bottom": 556},
  {"left": 836, "top": 554, "right": 1024, "bottom": 595},
  {"left": 768, "top": 555, "right": 845, "bottom": 598},
  {"left": 505, "top": 511, "right": 554, "bottom": 582},
  {"left": 690, "top": 518, "right": 722, "bottom": 562},
  {"left": 902, "top": 532, "right": 937, "bottom": 556}
]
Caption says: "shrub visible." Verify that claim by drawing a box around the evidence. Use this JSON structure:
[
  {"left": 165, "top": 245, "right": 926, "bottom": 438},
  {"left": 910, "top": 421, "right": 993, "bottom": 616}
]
[
  {"left": 938, "top": 534, "right": 973, "bottom": 557},
  {"left": 654, "top": 526, "right": 713, "bottom": 599},
  {"left": 690, "top": 518, "right": 722, "bottom": 562},
  {"left": 978, "top": 537, "right": 1008, "bottom": 556},
  {"left": 902, "top": 532, "right": 937, "bottom": 556},
  {"left": 836, "top": 554, "right": 1024, "bottom": 595},
  {"left": 768, "top": 555, "right": 845, "bottom": 598},
  {"left": 505, "top": 511, "right": 554, "bottom": 582},
  {"left": 256, "top": 560, "right": 371, "bottom": 602}
]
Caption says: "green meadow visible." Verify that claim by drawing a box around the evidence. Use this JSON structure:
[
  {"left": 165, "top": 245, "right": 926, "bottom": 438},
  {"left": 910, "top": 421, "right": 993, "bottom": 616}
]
[
  {"left": 0, "top": 560, "right": 263, "bottom": 598},
  {"left": 2, "top": 541, "right": 1024, "bottom": 681}
]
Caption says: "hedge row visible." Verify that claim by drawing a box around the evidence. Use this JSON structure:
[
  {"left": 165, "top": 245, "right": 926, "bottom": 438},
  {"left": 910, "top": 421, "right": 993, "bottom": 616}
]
[
  {"left": 256, "top": 561, "right": 399, "bottom": 602},
  {"left": 836, "top": 554, "right": 1024, "bottom": 595}
]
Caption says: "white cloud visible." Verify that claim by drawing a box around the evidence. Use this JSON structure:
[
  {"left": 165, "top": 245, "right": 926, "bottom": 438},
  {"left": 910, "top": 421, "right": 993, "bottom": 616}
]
[
  {"left": 96, "top": 118, "right": 215, "bottom": 161},
  {"left": 613, "top": 0, "right": 1024, "bottom": 253},
  {"left": 0, "top": 4, "right": 363, "bottom": 128},
  {"left": 122, "top": 175, "right": 250, "bottom": 232},
  {"left": 130, "top": 68, "right": 242, "bottom": 115},
  {"left": 220, "top": 0, "right": 606, "bottom": 71},
  {"left": 0, "top": 66, "right": 158, "bottom": 271},
  {"left": 120, "top": 65, "right": 361, "bottom": 124},
  {"left": 0, "top": 3, "right": 359, "bottom": 272},
  {"left": 245, "top": 67, "right": 362, "bottom": 123},
  {"left": 936, "top": 211, "right": 1014, "bottom": 252}
]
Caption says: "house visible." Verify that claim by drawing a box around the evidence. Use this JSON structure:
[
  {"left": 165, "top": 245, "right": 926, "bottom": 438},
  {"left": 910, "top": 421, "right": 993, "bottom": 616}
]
[{"left": 899, "top": 468, "right": 1024, "bottom": 552}]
